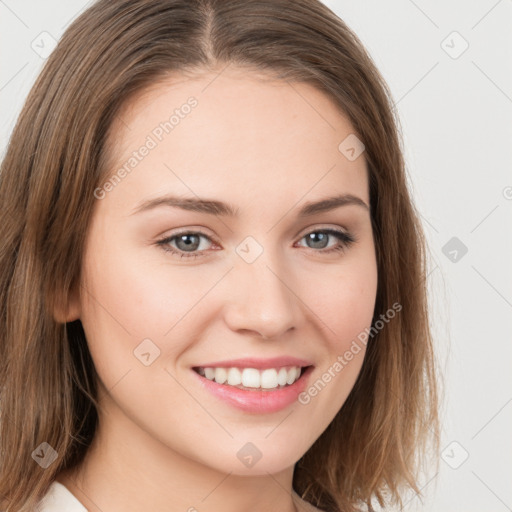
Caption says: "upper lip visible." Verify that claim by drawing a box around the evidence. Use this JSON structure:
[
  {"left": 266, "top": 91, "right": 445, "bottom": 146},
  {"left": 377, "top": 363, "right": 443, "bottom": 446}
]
[{"left": 193, "top": 356, "right": 314, "bottom": 370}]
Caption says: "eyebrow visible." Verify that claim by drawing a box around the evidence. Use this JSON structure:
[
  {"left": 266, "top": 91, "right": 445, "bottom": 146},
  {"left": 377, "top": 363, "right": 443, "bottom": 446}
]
[{"left": 130, "top": 193, "right": 369, "bottom": 217}]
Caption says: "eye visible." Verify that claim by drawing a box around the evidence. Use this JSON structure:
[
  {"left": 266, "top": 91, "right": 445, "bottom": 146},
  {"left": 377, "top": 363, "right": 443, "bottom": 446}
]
[
  {"left": 156, "top": 231, "right": 216, "bottom": 259},
  {"left": 295, "top": 228, "right": 356, "bottom": 255},
  {"left": 156, "top": 227, "right": 356, "bottom": 259}
]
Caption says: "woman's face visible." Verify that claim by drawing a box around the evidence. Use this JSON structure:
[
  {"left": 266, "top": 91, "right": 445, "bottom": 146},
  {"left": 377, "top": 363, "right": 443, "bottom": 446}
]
[{"left": 71, "top": 66, "right": 377, "bottom": 475}]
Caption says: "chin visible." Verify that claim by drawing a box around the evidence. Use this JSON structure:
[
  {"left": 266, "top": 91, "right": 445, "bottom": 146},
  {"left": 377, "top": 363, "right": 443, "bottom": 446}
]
[{"left": 194, "top": 439, "right": 306, "bottom": 477}]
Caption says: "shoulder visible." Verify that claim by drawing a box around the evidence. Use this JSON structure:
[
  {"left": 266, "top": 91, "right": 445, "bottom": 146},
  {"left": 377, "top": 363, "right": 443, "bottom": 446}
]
[
  {"left": 36, "top": 481, "right": 88, "bottom": 512},
  {"left": 36, "top": 482, "right": 319, "bottom": 512},
  {"left": 292, "top": 490, "right": 327, "bottom": 512}
]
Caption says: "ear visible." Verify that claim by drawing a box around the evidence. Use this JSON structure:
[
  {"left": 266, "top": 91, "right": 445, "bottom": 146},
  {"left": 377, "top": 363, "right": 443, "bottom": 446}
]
[{"left": 52, "top": 284, "right": 81, "bottom": 324}]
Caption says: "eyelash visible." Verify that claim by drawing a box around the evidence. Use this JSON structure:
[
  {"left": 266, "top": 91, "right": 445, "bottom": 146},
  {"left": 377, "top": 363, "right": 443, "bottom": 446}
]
[{"left": 156, "top": 228, "right": 357, "bottom": 260}]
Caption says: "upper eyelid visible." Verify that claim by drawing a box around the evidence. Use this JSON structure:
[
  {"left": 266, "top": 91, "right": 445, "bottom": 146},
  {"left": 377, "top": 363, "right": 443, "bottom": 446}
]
[{"left": 295, "top": 224, "right": 351, "bottom": 239}]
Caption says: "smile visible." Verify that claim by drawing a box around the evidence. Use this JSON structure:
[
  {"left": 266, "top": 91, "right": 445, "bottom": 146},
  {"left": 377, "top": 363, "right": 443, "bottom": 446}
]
[
  {"left": 191, "top": 363, "right": 314, "bottom": 414},
  {"left": 193, "top": 366, "right": 305, "bottom": 390}
]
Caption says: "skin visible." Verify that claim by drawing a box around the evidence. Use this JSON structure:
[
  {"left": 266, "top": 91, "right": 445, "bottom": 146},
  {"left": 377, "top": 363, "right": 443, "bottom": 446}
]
[{"left": 56, "top": 65, "right": 378, "bottom": 512}]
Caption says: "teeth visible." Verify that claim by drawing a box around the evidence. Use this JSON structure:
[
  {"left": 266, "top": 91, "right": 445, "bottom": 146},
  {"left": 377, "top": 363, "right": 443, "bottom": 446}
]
[
  {"left": 286, "top": 366, "right": 298, "bottom": 385},
  {"left": 227, "top": 367, "right": 242, "bottom": 386},
  {"left": 277, "top": 367, "right": 288, "bottom": 386},
  {"left": 214, "top": 368, "right": 227, "bottom": 384},
  {"left": 241, "top": 368, "right": 260, "bottom": 388},
  {"left": 260, "top": 369, "right": 278, "bottom": 389},
  {"left": 198, "top": 366, "right": 303, "bottom": 390}
]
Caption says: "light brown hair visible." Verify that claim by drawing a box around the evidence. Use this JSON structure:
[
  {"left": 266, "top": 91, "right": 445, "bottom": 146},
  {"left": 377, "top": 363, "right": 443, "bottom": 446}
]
[{"left": 0, "top": 1, "right": 441, "bottom": 510}]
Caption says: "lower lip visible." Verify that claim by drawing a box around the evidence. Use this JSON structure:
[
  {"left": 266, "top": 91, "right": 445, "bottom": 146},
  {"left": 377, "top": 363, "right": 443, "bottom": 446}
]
[{"left": 192, "top": 366, "right": 314, "bottom": 414}]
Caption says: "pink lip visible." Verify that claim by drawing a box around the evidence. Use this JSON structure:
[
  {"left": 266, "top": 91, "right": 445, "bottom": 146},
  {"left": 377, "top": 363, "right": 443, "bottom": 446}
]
[
  {"left": 192, "top": 365, "right": 314, "bottom": 414},
  {"left": 192, "top": 356, "right": 313, "bottom": 370}
]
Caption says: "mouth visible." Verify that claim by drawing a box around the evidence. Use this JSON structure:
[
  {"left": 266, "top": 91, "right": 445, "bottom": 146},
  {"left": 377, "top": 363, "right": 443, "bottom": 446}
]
[
  {"left": 192, "top": 365, "right": 313, "bottom": 391},
  {"left": 191, "top": 360, "right": 315, "bottom": 413}
]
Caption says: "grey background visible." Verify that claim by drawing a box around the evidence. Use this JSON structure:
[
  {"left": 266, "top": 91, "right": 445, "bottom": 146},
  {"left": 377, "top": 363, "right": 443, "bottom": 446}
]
[{"left": 1, "top": 1, "right": 511, "bottom": 510}]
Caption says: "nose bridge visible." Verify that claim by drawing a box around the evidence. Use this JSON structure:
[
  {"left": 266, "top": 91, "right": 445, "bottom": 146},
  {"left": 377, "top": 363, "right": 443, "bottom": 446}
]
[{"left": 223, "top": 241, "right": 299, "bottom": 338}]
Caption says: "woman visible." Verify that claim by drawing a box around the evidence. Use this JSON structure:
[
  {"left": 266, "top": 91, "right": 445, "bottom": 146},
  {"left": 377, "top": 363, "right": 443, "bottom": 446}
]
[{"left": 0, "top": 1, "right": 441, "bottom": 511}]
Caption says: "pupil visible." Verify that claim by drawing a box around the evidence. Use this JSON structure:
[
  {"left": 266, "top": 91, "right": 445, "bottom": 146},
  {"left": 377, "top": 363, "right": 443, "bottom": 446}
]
[
  {"left": 177, "top": 234, "right": 199, "bottom": 251},
  {"left": 308, "top": 232, "right": 327, "bottom": 249}
]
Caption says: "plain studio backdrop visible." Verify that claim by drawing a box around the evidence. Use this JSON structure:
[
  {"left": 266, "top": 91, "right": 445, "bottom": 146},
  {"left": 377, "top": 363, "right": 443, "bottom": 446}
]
[{"left": 1, "top": 1, "right": 511, "bottom": 511}]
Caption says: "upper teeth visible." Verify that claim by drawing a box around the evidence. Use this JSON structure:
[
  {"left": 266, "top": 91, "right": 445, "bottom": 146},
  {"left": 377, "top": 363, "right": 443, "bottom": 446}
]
[{"left": 197, "top": 366, "right": 302, "bottom": 389}]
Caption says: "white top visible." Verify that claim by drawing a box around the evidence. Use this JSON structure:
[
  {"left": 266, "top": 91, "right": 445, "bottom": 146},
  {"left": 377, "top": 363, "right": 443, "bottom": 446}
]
[
  {"left": 37, "top": 481, "right": 323, "bottom": 511},
  {"left": 37, "top": 482, "right": 88, "bottom": 512},
  {"left": 292, "top": 490, "right": 325, "bottom": 511}
]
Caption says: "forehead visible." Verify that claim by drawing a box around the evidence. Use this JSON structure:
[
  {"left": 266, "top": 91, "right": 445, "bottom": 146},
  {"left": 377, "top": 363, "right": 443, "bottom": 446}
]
[{"left": 100, "top": 67, "right": 369, "bottom": 215}]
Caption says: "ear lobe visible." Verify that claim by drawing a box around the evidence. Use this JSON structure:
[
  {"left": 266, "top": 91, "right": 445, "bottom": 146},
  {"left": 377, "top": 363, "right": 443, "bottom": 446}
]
[
  {"left": 52, "top": 286, "right": 81, "bottom": 324},
  {"left": 53, "top": 303, "right": 80, "bottom": 324}
]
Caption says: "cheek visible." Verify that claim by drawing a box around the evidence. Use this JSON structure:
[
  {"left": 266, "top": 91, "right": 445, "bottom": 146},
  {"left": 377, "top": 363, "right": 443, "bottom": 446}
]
[
  {"left": 78, "top": 266, "right": 194, "bottom": 429},
  {"left": 81, "top": 237, "right": 195, "bottom": 337},
  {"left": 78, "top": 241, "right": 176, "bottom": 386},
  {"left": 310, "top": 261, "right": 378, "bottom": 351},
  {"left": 295, "top": 260, "right": 377, "bottom": 416},
  {"left": 79, "top": 239, "right": 228, "bottom": 394}
]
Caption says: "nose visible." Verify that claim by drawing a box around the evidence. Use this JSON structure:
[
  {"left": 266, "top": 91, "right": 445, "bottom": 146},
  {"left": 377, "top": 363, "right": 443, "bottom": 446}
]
[{"left": 222, "top": 255, "right": 300, "bottom": 340}]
